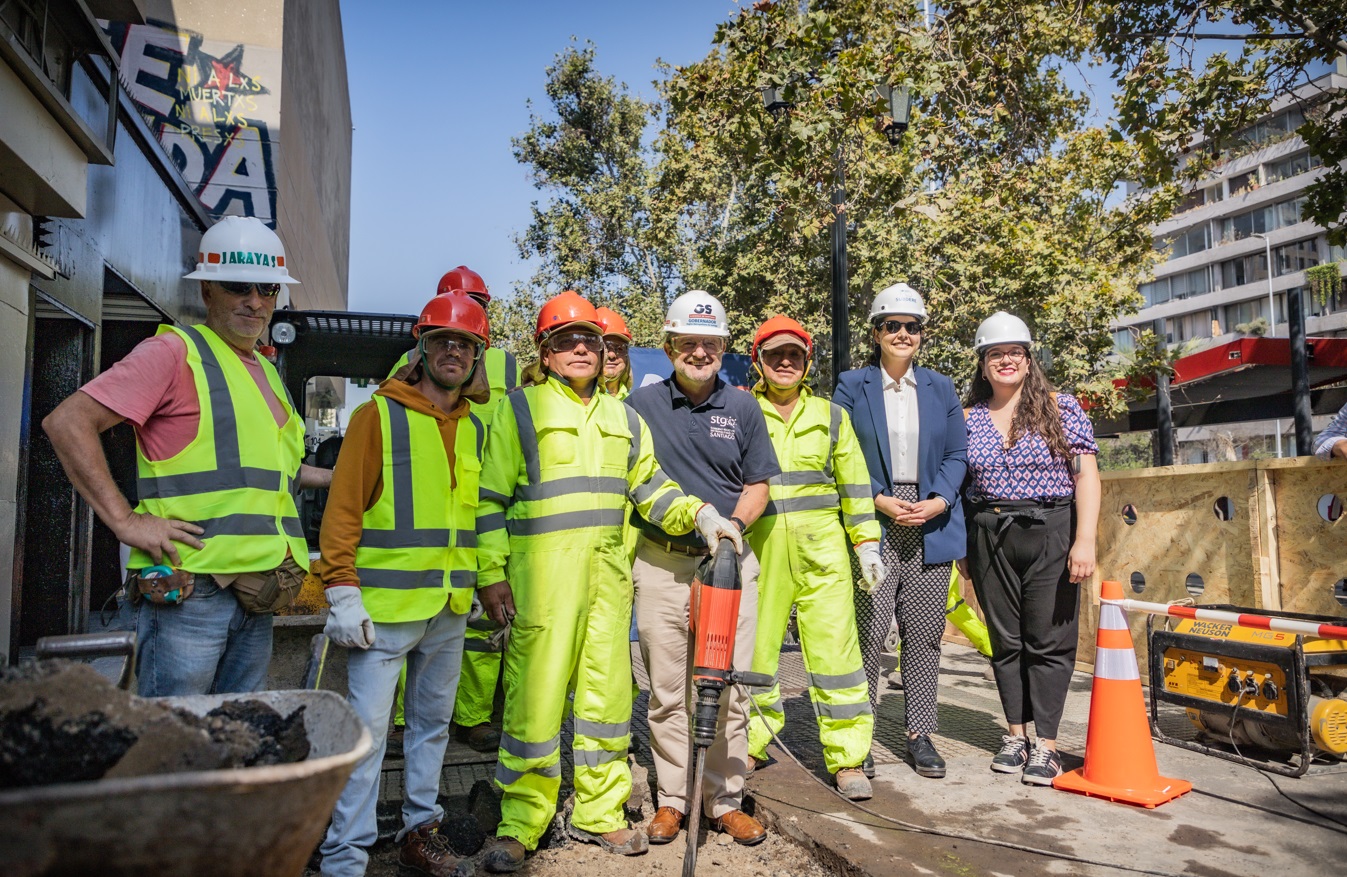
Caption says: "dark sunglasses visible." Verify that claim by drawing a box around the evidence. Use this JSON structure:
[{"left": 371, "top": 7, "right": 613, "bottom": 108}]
[
  {"left": 218, "top": 280, "right": 282, "bottom": 298},
  {"left": 877, "top": 319, "right": 923, "bottom": 335},
  {"left": 548, "top": 332, "right": 603, "bottom": 353}
]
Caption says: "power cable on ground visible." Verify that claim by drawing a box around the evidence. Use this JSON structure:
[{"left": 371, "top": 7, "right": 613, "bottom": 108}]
[{"left": 742, "top": 688, "right": 1191, "bottom": 877}]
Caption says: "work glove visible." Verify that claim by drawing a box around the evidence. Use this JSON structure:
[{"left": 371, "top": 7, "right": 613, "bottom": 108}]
[
  {"left": 856, "top": 542, "right": 886, "bottom": 593},
  {"left": 324, "top": 586, "right": 375, "bottom": 649},
  {"left": 695, "top": 504, "right": 744, "bottom": 555}
]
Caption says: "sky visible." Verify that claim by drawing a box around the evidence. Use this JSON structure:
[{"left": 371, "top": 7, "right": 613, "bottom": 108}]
[{"left": 337, "top": 0, "right": 743, "bottom": 319}]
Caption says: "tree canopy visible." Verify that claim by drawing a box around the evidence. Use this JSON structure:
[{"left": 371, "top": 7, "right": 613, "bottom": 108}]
[
  {"left": 498, "top": 1, "right": 1340, "bottom": 408},
  {"left": 1097, "top": 0, "right": 1347, "bottom": 245}
]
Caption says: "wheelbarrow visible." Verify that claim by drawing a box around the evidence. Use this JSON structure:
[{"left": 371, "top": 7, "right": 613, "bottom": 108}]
[{"left": 0, "top": 634, "right": 369, "bottom": 877}]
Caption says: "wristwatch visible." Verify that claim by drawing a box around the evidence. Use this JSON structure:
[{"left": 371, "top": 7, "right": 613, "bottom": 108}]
[{"left": 730, "top": 515, "right": 747, "bottom": 533}]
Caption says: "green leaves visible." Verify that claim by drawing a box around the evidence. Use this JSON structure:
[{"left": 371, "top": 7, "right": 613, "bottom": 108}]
[
  {"left": 1097, "top": 0, "right": 1346, "bottom": 245},
  {"left": 507, "top": 3, "right": 1172, "bottom": 407}
]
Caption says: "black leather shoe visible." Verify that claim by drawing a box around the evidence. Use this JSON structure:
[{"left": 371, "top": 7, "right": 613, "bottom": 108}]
[
  {"left": 906, "top": 734, "right": 946, "bottom": 778},
  {"left": 861, "top": 752, "right": 875, "bottom": 779}
]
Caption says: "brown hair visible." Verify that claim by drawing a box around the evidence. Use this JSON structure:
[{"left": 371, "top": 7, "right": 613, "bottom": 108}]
[{"left": 965, "top": 349, "right": 1072, "bottom": 460}]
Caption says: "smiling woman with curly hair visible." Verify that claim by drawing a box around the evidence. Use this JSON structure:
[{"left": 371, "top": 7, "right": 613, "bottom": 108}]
[{"left": 960, "top": 311, "right": 1100, "bottom": 788}]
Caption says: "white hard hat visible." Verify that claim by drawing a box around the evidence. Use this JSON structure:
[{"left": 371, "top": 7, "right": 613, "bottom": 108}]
[
  {"left": 869, "top": 282, "right": 926, "bottom": 322},
  {"left": 184, "top": 216, "right": 300, "bottom": 285},
  {"left": 663, "top": 290, "right": 730, "bottom": 338},
  {"left": 974, "top": 311, "right": 1033, "bottom": 351}
]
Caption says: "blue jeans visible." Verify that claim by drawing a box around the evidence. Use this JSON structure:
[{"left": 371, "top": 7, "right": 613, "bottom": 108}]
[
  {"left": 135, "top": 576, "right": 273, "bottom": 697},
  {"left": 320, "top": 603, "right": 467, "bottom": 877}
]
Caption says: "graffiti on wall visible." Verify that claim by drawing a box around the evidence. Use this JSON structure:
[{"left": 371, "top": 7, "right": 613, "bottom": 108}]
[{"left": 107, "top": 20, "right": 281, "bottom": 227}]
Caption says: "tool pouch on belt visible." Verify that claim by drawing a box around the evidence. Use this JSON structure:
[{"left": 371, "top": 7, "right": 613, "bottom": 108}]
[
  {"left": 131, "top": 567, "right": 196, "bottom": 605},
  {"left": 230, "top": 556, "right": 306, "bottom": 615}
]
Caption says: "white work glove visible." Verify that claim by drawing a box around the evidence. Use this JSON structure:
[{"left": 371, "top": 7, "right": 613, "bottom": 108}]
[
  {"left": 856, "top": 542, "right": 885, "bottom": 593},
  {"left": 695, "top": 504, "right": 744, "bottom": 555},
  {"left": 324, "top": 586, "right": 375, "bottom": 649}
]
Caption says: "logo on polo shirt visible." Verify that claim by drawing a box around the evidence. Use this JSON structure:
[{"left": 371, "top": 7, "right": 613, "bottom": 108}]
[{"left": 709, "top": 414, "right": 737, "bottom": 440}]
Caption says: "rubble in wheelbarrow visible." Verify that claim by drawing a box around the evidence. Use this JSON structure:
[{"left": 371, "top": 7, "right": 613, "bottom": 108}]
[{"left": 0, "top": 661, "right": 310, "bottom": 790}]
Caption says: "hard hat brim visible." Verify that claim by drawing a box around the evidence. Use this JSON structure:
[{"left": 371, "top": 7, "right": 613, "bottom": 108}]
[
  {"left": 758, "top": 333, "right": 809, "bottom": 352},
  {"left": 185, "top": 267, "right": 301, "bottom": 283}
]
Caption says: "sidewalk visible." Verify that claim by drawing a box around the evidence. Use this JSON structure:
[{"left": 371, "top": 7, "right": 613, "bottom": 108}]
[{"left": 747, "top": 642, "right": 1347, "bottom": 876}]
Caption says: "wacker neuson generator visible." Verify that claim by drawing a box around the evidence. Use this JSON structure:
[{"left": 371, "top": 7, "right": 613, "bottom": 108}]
[{"left": 1147, "top": 605, "right": 1347, "bottom": 776}]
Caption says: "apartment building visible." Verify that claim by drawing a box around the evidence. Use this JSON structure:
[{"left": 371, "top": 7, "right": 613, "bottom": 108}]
[{"left": 1112, "top": 59, "right": 1347, "bottom": 461}]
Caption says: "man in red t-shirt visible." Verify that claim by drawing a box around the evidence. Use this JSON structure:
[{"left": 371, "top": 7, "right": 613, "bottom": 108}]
[{"left": 43, "top": 216, "right": 331, "bottom": 696}]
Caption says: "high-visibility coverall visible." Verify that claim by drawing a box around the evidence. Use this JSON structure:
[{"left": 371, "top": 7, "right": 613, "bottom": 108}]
[
  {"left": 476, "top": 375, "right": 702, "bottom": 849},
  {"left": 388, "top": 346, "right": 519, "bottom": 729},
  {"left": 746, "top": 388, "right": 880, "bottom": 773}
]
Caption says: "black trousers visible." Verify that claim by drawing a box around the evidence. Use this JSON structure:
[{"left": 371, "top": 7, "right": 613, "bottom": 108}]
[{"left": 967, "top": 500, "right": 1080, "bottom": 739}]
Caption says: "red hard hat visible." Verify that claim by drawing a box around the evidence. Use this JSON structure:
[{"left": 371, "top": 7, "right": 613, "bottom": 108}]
[
  {"left": 595, "top": 306, "right": 632, "bottom": 340},
  {"left": 536, "top": 290, "right": 603, "bottom": 342},
  {"left": 436, "top": 265, "right": 490, "bottom": 302},
  {"left": 752, "top": 314, "right": 812, "bottom": 363},
  {"left": 414, "top": 291, "right": 490, "bottom": 344}
]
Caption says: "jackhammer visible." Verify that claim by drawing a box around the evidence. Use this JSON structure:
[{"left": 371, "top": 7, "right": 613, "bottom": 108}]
[{"left": 682, "top": 538, "right": 774, "bottom": 877}]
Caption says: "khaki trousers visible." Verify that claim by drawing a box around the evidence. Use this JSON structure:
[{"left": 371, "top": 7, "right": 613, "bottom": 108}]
[{"left": 634, "top": 537, "right": 759, "bottom": 818}]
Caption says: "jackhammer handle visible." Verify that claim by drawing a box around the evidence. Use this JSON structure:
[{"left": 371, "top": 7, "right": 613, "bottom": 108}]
[
  {"left": 732, "top": 670, "right": 776, "bottom": 689},
  {"left": 36, "top": 631, "right": 138, "bottom": 690}
]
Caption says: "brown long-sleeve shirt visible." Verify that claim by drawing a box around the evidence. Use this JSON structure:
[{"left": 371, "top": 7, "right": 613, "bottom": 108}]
[{"left": 314, "top": 378, "right": 468, "bottom": 588}]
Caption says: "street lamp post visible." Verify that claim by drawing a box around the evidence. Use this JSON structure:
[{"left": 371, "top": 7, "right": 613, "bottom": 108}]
[
  {"left": 1251, "top": 232, "right": 1282, "bottom": 457},
  {"left": 762, "top": 80, "right": 912, "bottom": 389}
]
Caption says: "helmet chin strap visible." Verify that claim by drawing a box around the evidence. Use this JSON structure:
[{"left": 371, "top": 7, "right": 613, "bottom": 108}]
[{"left": 417, "top": 336, "right": 474, "bottom": 391}]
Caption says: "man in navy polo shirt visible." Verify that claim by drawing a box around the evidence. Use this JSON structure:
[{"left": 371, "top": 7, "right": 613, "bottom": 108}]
[{"left": 625, "top": 290, "right": 781, "bottom": 848}]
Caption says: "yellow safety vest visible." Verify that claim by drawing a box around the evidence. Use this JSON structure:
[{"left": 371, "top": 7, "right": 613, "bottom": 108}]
[
  {"left": 475, "top": 377, "right": 701, "bottom": 584},
  {"left": 753, "top": 388, "right": 882, "bottom": 546},
  {"left": 129, "top": 324, "right": 308, "bottom": 573},
  {"left": 354, "top": 395, "right": 484, "bottom": 621}
]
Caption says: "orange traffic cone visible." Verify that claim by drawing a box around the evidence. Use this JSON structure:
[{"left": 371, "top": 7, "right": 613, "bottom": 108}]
[{"left": 1053, "top": 579, "right": 1192, "bottom": 807}]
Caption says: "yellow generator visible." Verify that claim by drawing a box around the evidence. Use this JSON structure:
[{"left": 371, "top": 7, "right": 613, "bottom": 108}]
[{"left": 1147, "top": 606, "right": 1347, "bottom": 777}]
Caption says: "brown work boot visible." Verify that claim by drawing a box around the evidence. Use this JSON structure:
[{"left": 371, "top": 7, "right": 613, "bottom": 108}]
[
  {"left": 708, "top": 809, "right": 766, "bottom": 845},
  {"left": 454, "top": 722, "right": 501, "bottom": 753},
  {"left": 570, "top": 824, "right": 649, "bottom": 856},
  {"left": 481, "top": 836, "right": 526, "bottom": 873},
  {"left": 397, "top": 821, "right": 465, "bottom": 876},
  {"left": 647, "top": 806, "right": 684, "bottom": 845},
  {"left": 834, "top": 767, "right": 873, "bottom": 801}
]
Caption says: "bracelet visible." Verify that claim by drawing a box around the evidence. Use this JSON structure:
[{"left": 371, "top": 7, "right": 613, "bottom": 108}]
[{"left": 729, "top": 516, "right": 747, "bottom": 533}]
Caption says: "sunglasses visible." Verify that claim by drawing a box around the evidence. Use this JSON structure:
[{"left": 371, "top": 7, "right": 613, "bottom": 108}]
[
  {"left": 548, "top": 332, "right": 603, "bottom": 353},
  {"left": 877, "top": 319, "right": 923, "bottom": 335},
  {"left": 605, "top": 340, "right": 630, "bottom": 356},
  {"left": 218, "top": 281, "right": 282, "bottom": 298}
]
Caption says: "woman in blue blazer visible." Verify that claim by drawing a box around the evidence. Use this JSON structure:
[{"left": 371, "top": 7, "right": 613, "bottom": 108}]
[{"left": 833, "top": 282, "right": 967, "bottom": 780}]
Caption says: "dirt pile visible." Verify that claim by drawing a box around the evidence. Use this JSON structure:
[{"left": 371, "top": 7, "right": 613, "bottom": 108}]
[{"left": 0, "top": 661, "right": 309, "bottom": 791}]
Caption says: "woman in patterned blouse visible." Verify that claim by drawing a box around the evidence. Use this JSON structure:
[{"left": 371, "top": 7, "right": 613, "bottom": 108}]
[{"left": 958, "top": 311, "right": 1100, "bottom": 786}]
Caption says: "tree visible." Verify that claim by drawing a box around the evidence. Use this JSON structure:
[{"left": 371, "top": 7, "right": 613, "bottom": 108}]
[
  {"left": 495, "top": 43, "right": 676, "bottom": 358},
  {"left": 507, "top": 3, "right": 1175, "bottom": 410},
  {"left": 655, "top": 0, "right": 1170, "bottom": 404},
  {"left": 1097, "top": 1, "right": 1347, "bottom": 245}
]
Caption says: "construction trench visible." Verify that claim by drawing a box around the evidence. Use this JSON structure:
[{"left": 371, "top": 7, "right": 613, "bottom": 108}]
[{"left": 3, "top": 456, "right": 1347, "bottom": 876}]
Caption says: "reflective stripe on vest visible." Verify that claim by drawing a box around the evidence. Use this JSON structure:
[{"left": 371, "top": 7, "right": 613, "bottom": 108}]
[
  {"left": 355, "top": 397, "right": 482, "bottom": 620},
  {"left": 761, "top": 402, "right": 844, "bottom": 519},
  {"left": 130, "top": 324, "right": 307, "bottom": 574},
  {"left": 502, "top": 383, "right": 633, "bottom": 540}
]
